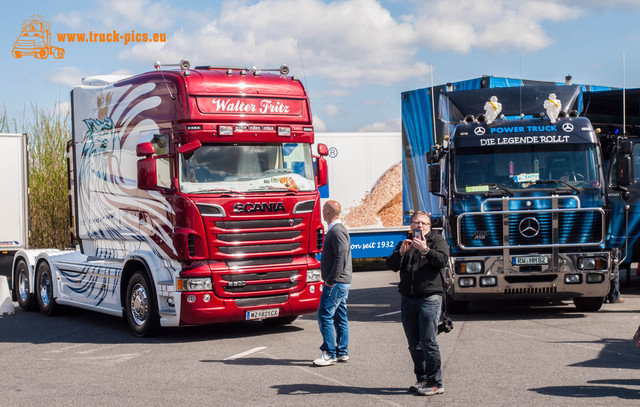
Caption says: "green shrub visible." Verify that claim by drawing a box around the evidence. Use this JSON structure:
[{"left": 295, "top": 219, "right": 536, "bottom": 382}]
[{"left": 1, "top": 105, "right": 71, "bottom": 250}]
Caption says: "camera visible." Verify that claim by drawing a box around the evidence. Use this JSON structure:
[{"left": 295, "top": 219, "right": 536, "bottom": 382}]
[{"left": 414, "top": 228, "right": 422, "bottom": 240}]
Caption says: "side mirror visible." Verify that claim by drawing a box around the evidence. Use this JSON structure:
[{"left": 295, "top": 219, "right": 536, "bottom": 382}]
[
  {"left": 620, "top": 140, "right": 633, "bottom": 155},
  {"left": 426, "top": 150, "right": 438, "bottom": 164},
  {"left": 317, "top": 143, "right": 329, "bottom": 156},
  {"left": 428, "top": 164, "right": 441, "bottom": 193},
  {"left": 179, "top": 140, "right": 202, "bottom": 155},
  {"left": 316, "top": 156, "right": 328, "bottom": 187},
  {"left": 136, "top": 142, "right": 155, "bottom": 157},
  {"left": 617, "top": 156, "right": 633, "bottom": 186},
  {"left": 138, "top": 157, "right": 158, "bottom": 189}
]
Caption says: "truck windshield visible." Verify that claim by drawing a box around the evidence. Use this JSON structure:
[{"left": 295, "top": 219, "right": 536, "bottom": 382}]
[
  {"left": 453, "top": 143, "right": 600, "bottom": 194},
  {"left": 179, "top": 143, "right": 316, "bottom": 193}
]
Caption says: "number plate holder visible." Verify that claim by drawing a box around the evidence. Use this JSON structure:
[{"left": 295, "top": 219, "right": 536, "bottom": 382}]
[
  {"left": 246, "top": 308, "right": 280, "bottom": 320},
  {"left": 513, "top": 256, "right": 548, "bottom": 266}
]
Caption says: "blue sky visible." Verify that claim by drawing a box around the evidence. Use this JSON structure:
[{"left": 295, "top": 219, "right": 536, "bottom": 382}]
[{"left": 2, "top": 0, "right": 640, "bottom": 132}]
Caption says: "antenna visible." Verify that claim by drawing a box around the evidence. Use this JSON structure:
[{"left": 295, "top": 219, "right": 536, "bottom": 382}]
[
  {"left": 519, "top": 56, "right": 523, "bottom": 117},
  {"left": 430, "top": 67, "right": 437, "bottom": 145},
  {"left": 623, "top": 51, "right": 626, "bottom": 135},
  {"left": 297, "top": 42, "right": 308, "bottom": 91}
]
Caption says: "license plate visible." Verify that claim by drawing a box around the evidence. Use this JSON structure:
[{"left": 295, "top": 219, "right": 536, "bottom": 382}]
[
  {"left": 513, "top": 256, "right": 548, "bottom": 265},
  {"left": 246, "top": 308, "right": 280, "bottom": 320}
]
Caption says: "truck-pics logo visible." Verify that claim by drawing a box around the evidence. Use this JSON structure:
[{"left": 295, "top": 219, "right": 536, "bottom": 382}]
[{"left": 12, "top": 15, "right": 65, "bottom": 59}]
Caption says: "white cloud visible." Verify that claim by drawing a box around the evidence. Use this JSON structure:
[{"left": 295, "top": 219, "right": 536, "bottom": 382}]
[
  {"left": 117, "top": 0, "right": 586, "bottom": 91},
  {"left": 359, "top": 118, "right": 401, "bottom": 132},
  {"left": 323, "top": 104, "right": 340, "bottom": 117},
  {"left": 48, "top": 66, "right": 85, "bottom": 87},
  {"left": 119, "top": 0, "right": 431, "bottom": 88},
  {"left": 408, "top": 0, "right": 582, "bottom": 53},
  {"left": 312, "top": 115, "right": 327, "bottom": 132}
]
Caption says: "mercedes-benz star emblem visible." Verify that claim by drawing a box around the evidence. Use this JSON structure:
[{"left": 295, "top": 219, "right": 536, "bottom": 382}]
[
  {"left": 519, "top": 217, "right": 540, "bottom": 238},
  {"left": 474, "top": 127, "right": 486, "bottom": 135},
  {"left": 562, "top": 122, "right": 574, "bottom": 132}
]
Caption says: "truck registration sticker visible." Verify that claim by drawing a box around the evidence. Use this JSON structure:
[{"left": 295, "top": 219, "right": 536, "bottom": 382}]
[
  {"left": 513, "top": 256, "right": 548, "bottom": 265},
  {"left": 246, "top": 308, "right": 280, "bottom": 320}
]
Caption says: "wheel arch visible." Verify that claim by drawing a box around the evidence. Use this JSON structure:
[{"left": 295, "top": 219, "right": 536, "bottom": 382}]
[{"left": 120, "top": 256, "right": 157, "bottom": 316}]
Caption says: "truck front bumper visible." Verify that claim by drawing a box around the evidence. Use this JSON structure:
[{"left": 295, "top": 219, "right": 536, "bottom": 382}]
[{"left": 450, "top": 251, "right": 612, "bottom": 301}]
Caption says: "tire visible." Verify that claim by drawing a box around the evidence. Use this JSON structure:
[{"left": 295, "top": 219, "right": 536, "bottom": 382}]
[
  {"left": 125, "top": 271, "right": 159, "bottom": 337},
  {"left": 263, "top": 315, "right": 298, "bottom": 325},
  {"left": 573, "top": 297, "right": 603, "bottom": 312},
  {"left": 446, "top": 295, "right": 469, "bottom": 314},
  {"left": 14, "top": 259, "right": 35, "bottom": 311},
  {"left": 35, "top": 262, "right": 57, "bottom": 316}
]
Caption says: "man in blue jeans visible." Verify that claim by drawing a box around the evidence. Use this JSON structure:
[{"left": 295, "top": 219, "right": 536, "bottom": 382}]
[
  {"left": 313, "top": 200, "right": 352, "bottom": 366},
  {"left": 386, "top": 211, "right": 449, "bottom": 396}
]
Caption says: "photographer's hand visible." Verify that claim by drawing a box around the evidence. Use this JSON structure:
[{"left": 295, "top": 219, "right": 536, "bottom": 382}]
[
  {"left": 412, "top": 236, "right": 428, "bottom": 253},
  {"left": 399, "top": 239, "right": 412, "bottom": 255}
]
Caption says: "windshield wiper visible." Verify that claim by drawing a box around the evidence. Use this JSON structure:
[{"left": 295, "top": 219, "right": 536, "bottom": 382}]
[
  {"left": 530, "top": 179, "right": 580, "bottom": 193},
  {"left": 248, "top": 185, "right": 299, "bottom": 193},
  {"left": 189, "top": 188, "right": 244, "bottom": 194},
  {"left": 485, "top": 183, "right": 514, "bottom": 196}
]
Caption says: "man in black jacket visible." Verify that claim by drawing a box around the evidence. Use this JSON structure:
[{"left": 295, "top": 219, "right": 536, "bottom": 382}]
[{"left": 386, "top": 211, "right": 449, "bottom": 396}]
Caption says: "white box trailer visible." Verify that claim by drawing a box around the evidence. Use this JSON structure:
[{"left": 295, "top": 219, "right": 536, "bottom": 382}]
[
  {"left": 314, "top": 132, "right": 408, "bottom": 258},
  {"left": 0, "top": 133, "right": 28, "bottom": 252}
]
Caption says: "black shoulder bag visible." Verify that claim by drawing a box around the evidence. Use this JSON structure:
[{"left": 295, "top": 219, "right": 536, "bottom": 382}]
[{"left": 437, "top": 268, "right": 454, "bottom": 334}]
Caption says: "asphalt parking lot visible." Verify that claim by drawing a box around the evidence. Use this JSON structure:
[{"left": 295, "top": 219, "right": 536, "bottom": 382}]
[{"left": 1, "top": 267, "right": 639, "bottom": 406}]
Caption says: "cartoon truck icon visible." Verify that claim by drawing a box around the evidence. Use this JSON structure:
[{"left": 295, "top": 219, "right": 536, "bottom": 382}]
[{"left": 12, "top": 17, "right": 64, "bottom": 59}]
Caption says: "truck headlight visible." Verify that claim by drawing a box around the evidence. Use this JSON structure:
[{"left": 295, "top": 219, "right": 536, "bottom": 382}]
[
  {"left": 177, "top": 278, "right": 213, "bottom": 291},
  {"left": 307, "top": 268, "right": 322, "bottom": 282},
  {"left": 577, "top": 257, "right": 606, "bottom": 271},
  {"left": 456, "top": 261, "right": 483, "bottom": 274},
  {"left": 458, "top": 277, "right": 476, "bottom": 287}
]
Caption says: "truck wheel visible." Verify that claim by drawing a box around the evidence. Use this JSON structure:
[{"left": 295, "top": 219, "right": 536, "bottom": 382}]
[
  {"left": 36, "top": 262, "right": 57, "bottom": 316},
  {"left": 14, "top": 259, "right": 35, "bottom": 311},
  {"left": 573, "top": 297, "right": 603, "bottom": 312},
  {"left": 263, "top": 315, "right": 298, "bottom": 325},
  {"left": 446, "top": 295, "right": 469, "bottom": 314},
  {"left": 53, "top": 47, "right": 65, "bottom": 59},
  {"left": 125, "top": 271, "right": 159, "bottom": 337},
  {"left": 11, "top": 49, "right": 22, "bottom": 58}
]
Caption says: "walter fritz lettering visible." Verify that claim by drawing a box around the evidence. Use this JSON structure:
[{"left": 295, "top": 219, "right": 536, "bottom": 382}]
[{"left": 210, "top": 98, "right": 291, "bottom": 114}]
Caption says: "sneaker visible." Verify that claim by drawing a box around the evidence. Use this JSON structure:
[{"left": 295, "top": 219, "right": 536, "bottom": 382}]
[
  {"left": 313, "top": 352, "right": 337, "bottom": 366},
  {"left": 409, "top": 381, "right": 425, "bottom": 392},
  {"left": 337, "top": 355, "right": 349, "bottom": 363},
  {"left": 417, "top": 385, "right": 444, "bottom": 396}
]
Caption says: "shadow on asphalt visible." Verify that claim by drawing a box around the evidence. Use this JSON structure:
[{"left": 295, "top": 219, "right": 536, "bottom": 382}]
[{"left": 530, "top": 383, "right": 640, "bottom": 400}]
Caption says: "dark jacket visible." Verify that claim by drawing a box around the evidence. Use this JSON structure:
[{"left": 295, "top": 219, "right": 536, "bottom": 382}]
[
  {"left": 320, "top": 222, "right": 353, "bottom": 285},
  {"left": 385, "top": 230, "right": 449, "bottom": 297}
]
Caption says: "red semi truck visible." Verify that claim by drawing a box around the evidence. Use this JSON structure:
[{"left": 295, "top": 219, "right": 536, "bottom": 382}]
[{"left": 12, "top": 60, "right": 328, "bottom": 336}]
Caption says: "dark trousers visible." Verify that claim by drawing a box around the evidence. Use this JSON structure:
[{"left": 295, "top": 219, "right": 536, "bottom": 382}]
[{"left": 401, "top": 294, "right": 443, "bottom": 387}]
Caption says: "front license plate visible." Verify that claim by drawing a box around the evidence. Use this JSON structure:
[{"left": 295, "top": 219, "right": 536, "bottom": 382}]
[
  {"left": 513, "top": 256, "right": 548, "bottom": 266},
  {"left": 246, "top": 308, "right": 280, "bottom": 320}
]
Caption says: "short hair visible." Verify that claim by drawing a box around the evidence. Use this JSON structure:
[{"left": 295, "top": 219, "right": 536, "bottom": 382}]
[
  {"left": 410, "top": 211, "right": 431, "bottom": 223},
  {"left": 324, "top": 200, "right": 341, "bottom": 216}
]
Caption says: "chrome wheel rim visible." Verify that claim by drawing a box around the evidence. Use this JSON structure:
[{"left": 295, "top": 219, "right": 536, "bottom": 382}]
[
  {"left": 39, "top": 272, "right": 51, "bottom": 306},
  {"left": 130, "top": 283, "right": 148, "bottom": 326},
  {"left": 19, "top": 270, "right": 29, "bottom": 302}
]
